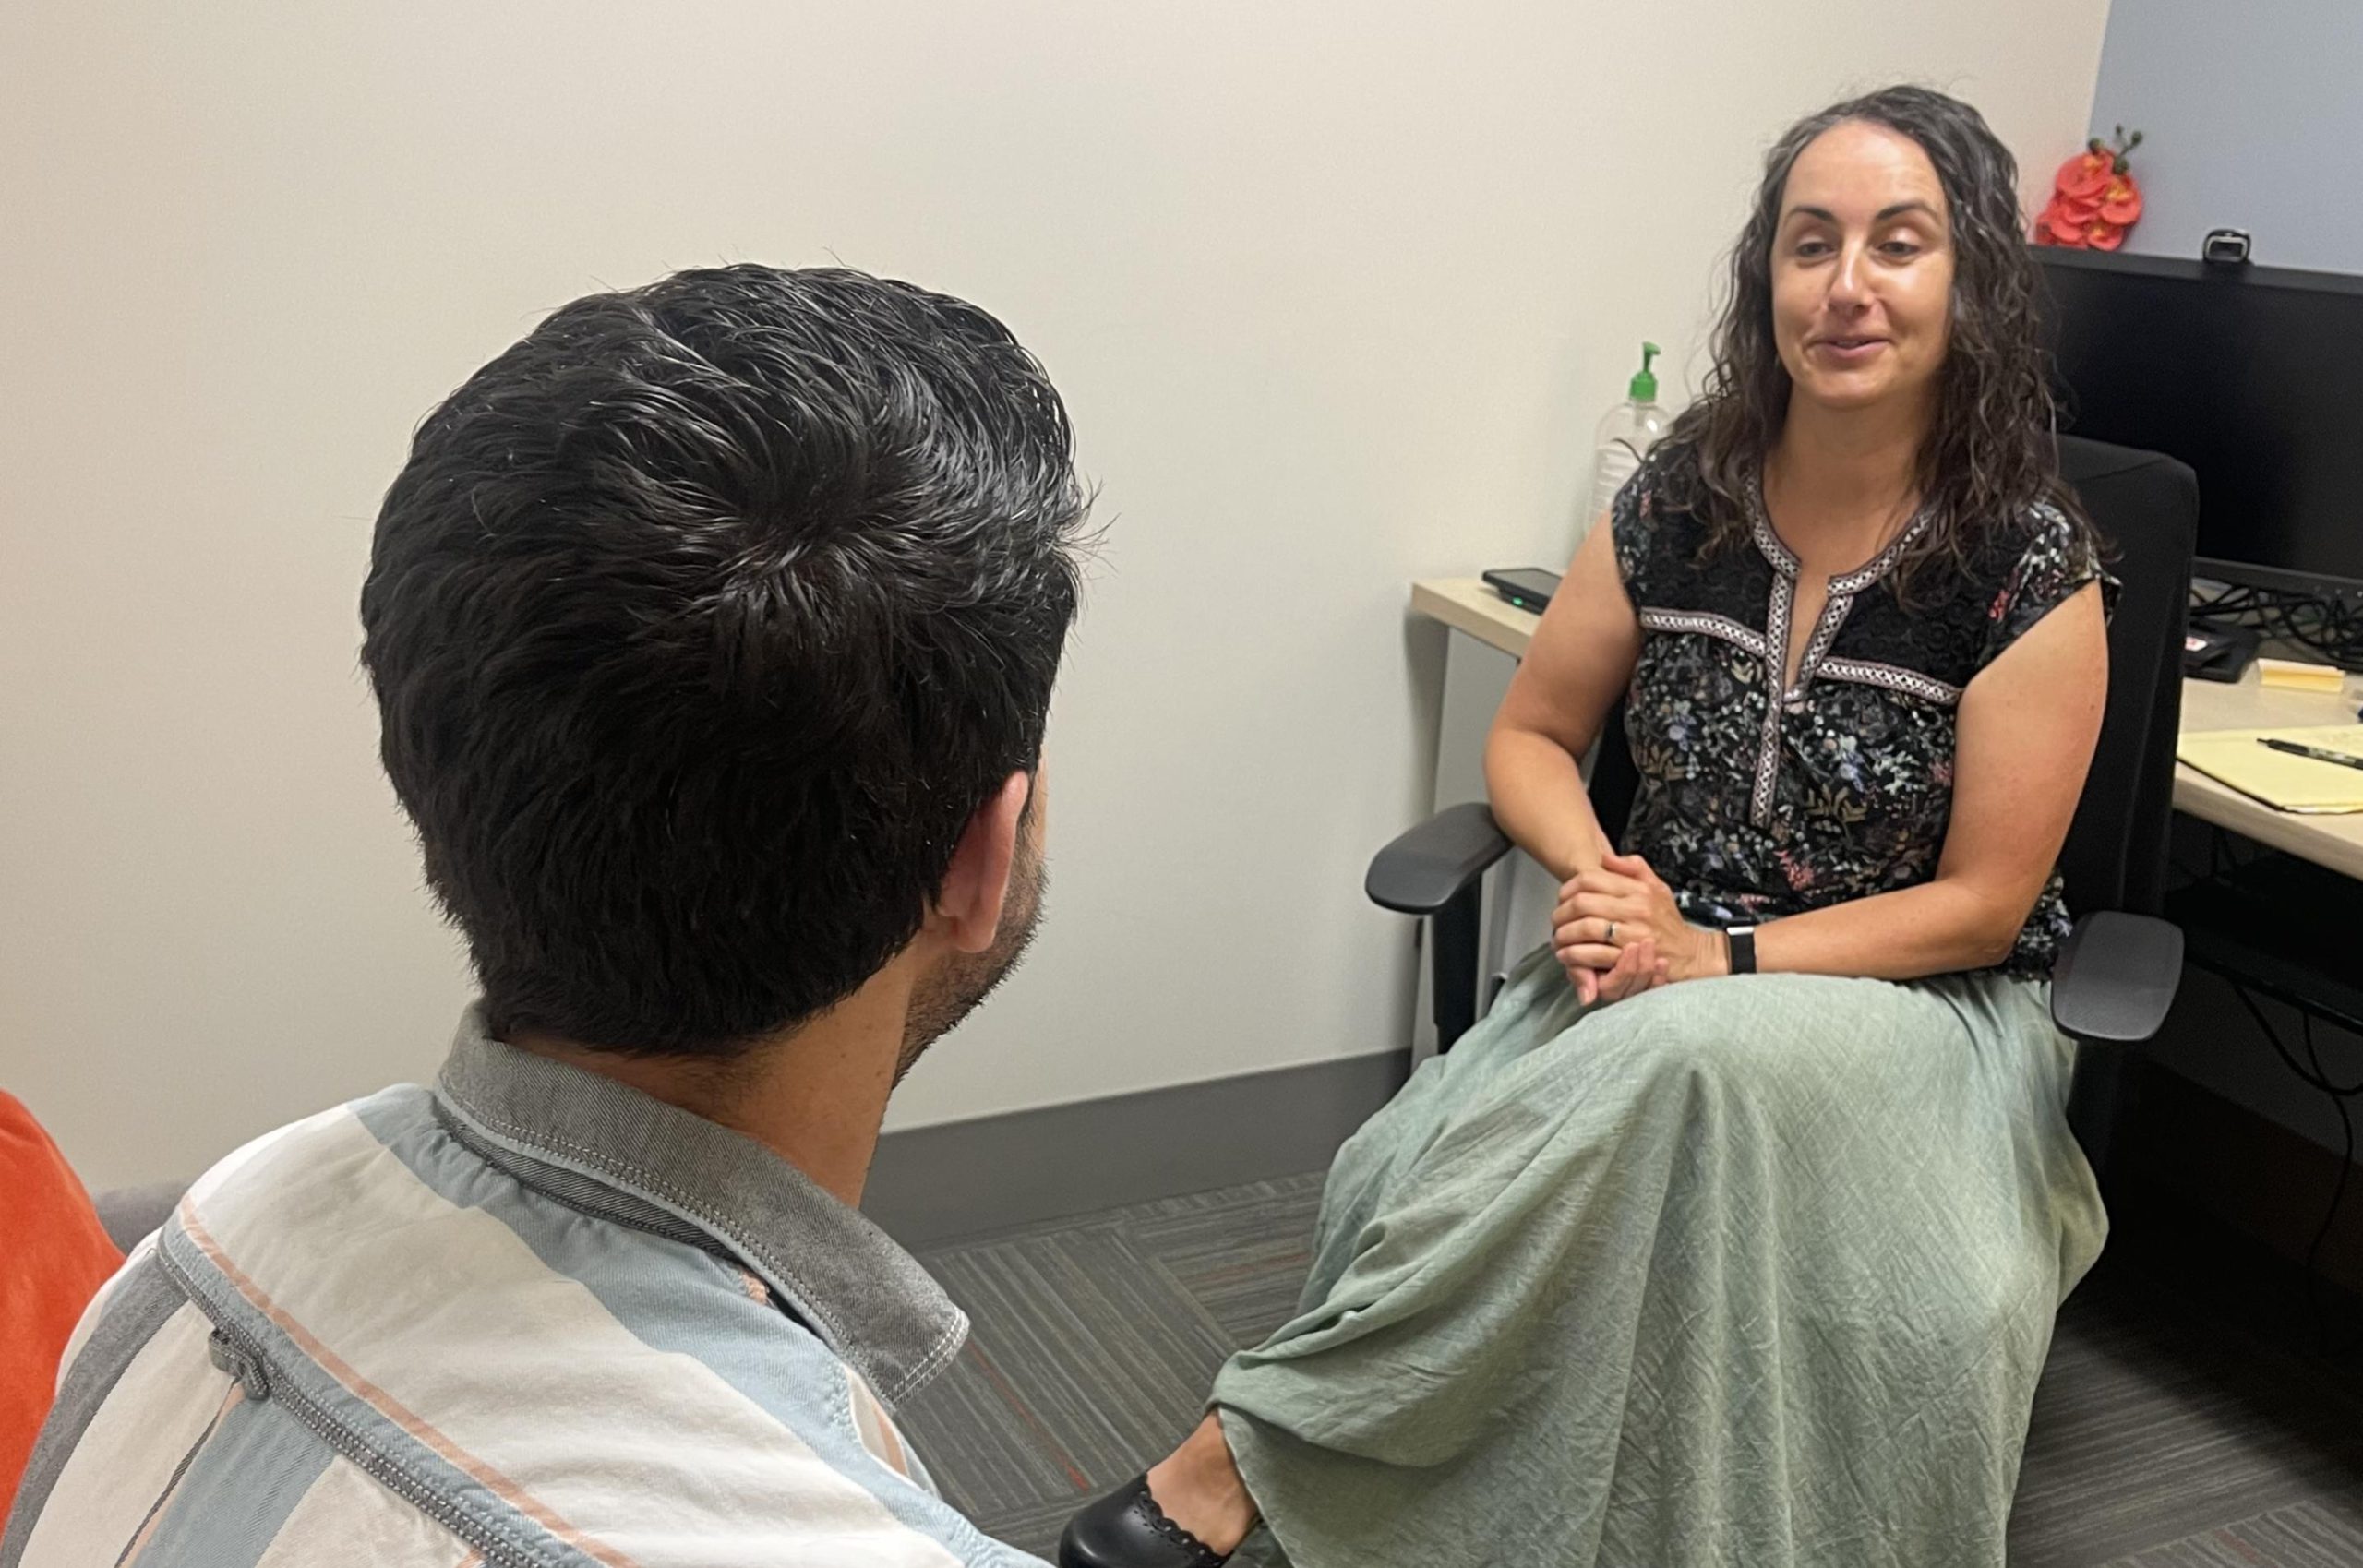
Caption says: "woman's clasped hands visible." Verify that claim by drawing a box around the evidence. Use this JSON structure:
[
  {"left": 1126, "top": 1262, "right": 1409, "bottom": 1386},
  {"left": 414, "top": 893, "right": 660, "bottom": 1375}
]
[{"left": 1553, "top": 850, "right": 1731, "bottom": 1005}]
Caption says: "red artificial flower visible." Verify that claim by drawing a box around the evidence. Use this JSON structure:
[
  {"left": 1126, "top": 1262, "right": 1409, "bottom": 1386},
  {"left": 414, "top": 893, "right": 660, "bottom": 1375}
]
[
  {"left": 2055, "top": 150, "right": 2113, "bottom": 200},
  {"left": 2098, "top": 176, "right": 2143, "bottom": 225},
  {"left": 2037, "top": 199, "right": 2091, "bottom": 246},
  {"left": 2034, "top": 129, "right": 2144, "bottom": 250}
]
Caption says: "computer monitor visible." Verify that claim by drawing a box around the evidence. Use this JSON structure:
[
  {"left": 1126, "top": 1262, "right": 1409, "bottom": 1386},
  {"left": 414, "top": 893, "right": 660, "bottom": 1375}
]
[{"left": 2031, "top": 246, "right": 2363, "bottom": 596}]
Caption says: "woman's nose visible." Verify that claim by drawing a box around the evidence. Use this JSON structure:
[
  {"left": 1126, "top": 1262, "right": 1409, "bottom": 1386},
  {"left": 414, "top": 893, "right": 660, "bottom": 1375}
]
[{"left": 1827, "top": 244, "right": 1872, "bottom": 310}]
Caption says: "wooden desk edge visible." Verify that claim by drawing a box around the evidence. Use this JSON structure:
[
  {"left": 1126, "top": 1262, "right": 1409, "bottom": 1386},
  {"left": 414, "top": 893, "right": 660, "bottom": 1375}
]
[
  {"left": 2171, "top": 770, "right": 2363, "bottom": 880},
  {"left": 1410, "top": 578, "right": 1536, "bottom": 660}
]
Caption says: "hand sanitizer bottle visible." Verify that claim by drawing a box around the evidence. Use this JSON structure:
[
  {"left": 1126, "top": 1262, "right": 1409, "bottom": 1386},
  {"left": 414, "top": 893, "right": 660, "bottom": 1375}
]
[{"left": 1579, "top": 342, "right": 1669, "bottom": 549}]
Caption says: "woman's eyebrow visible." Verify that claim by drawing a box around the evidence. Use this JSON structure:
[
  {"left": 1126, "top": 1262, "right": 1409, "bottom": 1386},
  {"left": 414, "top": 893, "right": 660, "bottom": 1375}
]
[{"left": 1781, "top": 199, "right": 1943, "bottom": 224}]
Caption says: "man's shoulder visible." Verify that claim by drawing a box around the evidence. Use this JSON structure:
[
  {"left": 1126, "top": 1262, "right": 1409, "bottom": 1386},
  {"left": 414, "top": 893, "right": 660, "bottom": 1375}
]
[
  {"left": 21, "top": 1090, "right": 1043, "bottom": 1567},
  {"left": 6, "top": 1296, "right": 470, "bottom": 1566}
]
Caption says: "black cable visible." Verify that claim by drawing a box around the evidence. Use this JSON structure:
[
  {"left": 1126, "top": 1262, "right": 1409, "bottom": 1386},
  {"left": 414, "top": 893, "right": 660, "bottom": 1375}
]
[
  {"left": 2227, "top": 982, "right": 2363, "bottom": 1099},
  {"left": 2224, "top": 979, "right": 2363, "bottom": 1355},
  {"left": 2303, "top": 1011, "right": 2363, "bottom": 1097},
  {"left": 2189, "top": 580, "right": 2363, "bottom": 671},
  {"left": 2298, "top": 1011, "right": 2361, "bottom": 1357},
  {"left": 2184, "top": 827, "right": 2362, "bottom": 1350}
]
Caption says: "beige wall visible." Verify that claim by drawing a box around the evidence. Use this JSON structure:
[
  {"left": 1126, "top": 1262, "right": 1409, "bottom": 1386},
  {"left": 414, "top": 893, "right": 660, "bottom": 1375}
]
[{"left": 0, "top": 3, "right": 2109, "bottom": 1190}]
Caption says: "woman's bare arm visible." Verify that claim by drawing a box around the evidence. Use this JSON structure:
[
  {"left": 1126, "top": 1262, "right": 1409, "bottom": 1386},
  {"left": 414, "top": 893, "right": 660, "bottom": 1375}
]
[{"left": 1483, "top": 520, "right": 1643, "bottom": 883}]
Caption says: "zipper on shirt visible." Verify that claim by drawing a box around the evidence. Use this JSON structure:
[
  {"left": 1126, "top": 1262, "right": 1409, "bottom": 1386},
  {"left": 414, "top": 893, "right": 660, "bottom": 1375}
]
[
  {"left": 207, "top": 1330, "right": 270, "bottom": 1400},
  {"left": 156, "top": 1245, "right": 545, "bottom": 1568}
]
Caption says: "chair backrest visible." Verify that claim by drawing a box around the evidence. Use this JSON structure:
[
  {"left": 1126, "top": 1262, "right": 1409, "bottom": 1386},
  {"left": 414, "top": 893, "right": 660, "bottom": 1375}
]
[
  {"left": 2055, "top": 436, "right": 2196, "bottom": 916},
  {"left": 1588, "top": 435, "right": 2196, "bottom": 918},
  {"left": 1589, "top": 699, "right": 1641, "bottom": 846}
]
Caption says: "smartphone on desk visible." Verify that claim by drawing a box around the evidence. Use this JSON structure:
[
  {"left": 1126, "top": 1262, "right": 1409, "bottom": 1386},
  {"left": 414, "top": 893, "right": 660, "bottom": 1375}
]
[{"left": 1481, "top": 568, "right": 1562, "bottom": 615}]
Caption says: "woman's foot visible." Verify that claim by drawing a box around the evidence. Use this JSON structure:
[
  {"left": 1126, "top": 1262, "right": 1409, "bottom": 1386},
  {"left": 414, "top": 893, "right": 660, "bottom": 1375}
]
[
  {"left": 1058, "top": 1415, "right": 1257, "bottom": 1567},
  {"left": 1146, "top": 1416, "right": 1256, "bottom": 1553}
]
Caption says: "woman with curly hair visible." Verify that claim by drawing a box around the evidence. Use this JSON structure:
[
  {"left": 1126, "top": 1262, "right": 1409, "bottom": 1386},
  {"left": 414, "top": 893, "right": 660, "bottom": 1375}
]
[{"left": 1063, "top": 85, "right": 2112, "bottom": 1568}]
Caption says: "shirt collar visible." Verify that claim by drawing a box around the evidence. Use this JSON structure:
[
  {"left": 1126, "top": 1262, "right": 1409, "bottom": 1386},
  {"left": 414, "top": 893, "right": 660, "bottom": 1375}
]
[
  {"left": 1744, "top": 466, "right": 1936, "bottom": 594},
  {"left": 433, "top": 1005, "right": 967, "bottom": 1409}
]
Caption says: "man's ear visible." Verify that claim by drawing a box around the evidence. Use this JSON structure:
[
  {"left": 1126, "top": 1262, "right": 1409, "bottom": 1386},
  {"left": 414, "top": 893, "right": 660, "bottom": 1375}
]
[{"left": 933, "top": 771, "right": 1032, "bottom": 954}]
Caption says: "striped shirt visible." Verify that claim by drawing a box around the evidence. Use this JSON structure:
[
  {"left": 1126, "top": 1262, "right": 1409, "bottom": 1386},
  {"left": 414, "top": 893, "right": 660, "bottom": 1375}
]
[{"left": 2, "top": 1010, "right": 1046, "bottom": 1568}]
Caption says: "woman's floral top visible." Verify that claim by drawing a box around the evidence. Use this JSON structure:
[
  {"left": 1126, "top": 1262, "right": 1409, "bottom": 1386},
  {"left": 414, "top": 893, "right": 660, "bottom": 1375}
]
[{"left": 1610, "top": 441, "right": 2106, "bottom": 977}]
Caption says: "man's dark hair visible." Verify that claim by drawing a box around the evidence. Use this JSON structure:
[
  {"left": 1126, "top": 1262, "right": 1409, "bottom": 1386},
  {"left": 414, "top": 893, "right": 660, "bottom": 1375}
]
[{"left": 361, "top": 264, "right": 1088, "bottom": 1057}]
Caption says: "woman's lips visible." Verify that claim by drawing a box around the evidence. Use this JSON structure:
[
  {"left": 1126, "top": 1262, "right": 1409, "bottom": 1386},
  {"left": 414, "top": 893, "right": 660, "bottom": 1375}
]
[{"left": 1808, "top": 336, "right": 1889, "bottom": 365}]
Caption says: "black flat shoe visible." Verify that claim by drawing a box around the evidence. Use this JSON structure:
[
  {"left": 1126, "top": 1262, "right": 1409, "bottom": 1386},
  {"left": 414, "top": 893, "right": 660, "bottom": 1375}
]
[{"left": 1057, "top": 1474, "right": 1230, "bottom": 1567}]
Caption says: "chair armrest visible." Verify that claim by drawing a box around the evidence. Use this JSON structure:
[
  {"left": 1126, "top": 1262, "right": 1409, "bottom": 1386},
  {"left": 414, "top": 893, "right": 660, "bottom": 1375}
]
[
  {"left": 1365, "top": 802, "right": 1514, "bottom": 916},
  {"left": 2051, "top": 910, "right": 2184, "bottom": 1045}
]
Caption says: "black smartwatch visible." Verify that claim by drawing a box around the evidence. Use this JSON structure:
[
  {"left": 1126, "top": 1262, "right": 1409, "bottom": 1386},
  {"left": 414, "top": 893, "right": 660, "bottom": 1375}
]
[{"left": 1726, "top": 925, "right": 1758, "bottom": 976}]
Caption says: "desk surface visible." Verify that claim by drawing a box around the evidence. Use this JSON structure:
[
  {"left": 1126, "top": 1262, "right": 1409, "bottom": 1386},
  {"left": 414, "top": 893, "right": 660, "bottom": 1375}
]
[{"left": 1411, "top": 576, "right": 2363, "bottom": 881}]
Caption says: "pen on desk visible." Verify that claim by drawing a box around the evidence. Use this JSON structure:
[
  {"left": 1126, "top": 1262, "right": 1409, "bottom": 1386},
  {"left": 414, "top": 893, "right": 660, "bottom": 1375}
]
[{"left": 2258, "top": 736, "right": 2363, "bottom": 772}]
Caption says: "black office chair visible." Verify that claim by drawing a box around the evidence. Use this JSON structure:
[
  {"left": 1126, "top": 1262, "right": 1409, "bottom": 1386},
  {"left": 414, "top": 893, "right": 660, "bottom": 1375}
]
[{"left": 1368, "top": 437, "right": 2198, "bottom": 1164}]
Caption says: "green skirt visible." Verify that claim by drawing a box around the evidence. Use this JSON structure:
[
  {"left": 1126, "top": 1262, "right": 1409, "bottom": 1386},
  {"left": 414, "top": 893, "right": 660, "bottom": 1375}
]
[{"left": 1213, "top": 950, "right": 2107, "bottom": 1568}]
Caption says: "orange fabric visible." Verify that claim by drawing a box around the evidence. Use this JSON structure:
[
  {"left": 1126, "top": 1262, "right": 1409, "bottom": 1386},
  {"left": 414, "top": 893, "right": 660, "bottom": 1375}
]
[{"left": 0, "top": 1093, "right": 123, "bottom": 1512}]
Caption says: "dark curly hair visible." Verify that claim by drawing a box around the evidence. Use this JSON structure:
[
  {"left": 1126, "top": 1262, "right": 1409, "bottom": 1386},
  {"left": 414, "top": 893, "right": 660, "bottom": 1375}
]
[
  {"left": 1666, "top": 85, "right": 2090, "bottom": 595},
  {"left": 362, "top": 265, "right": 1089, "bottom": 1057}
]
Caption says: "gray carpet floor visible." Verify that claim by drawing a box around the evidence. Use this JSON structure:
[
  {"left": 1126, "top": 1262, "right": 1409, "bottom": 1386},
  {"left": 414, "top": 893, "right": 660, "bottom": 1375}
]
[{"left": 901, "top": 1171, "right": 2363, "bottom": 1566}]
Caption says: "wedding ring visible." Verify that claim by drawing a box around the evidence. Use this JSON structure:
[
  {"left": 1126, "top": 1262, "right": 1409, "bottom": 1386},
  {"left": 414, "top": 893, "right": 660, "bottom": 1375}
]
[{"left": 1606, "top": 921, "right": 1619, "bottom": 945}]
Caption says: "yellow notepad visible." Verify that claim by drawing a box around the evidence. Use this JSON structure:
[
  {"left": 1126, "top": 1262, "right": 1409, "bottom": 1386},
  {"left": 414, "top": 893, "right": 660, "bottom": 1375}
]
[{"left": 2177, "top": 724, "right": 2363, "bottom": 813}]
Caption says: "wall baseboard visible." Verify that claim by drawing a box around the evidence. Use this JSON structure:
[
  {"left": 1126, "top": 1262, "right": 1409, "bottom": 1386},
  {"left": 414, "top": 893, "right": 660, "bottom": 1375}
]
[{"left": 862, "top": 1050, "right": 1407, "bottom": 1247}]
